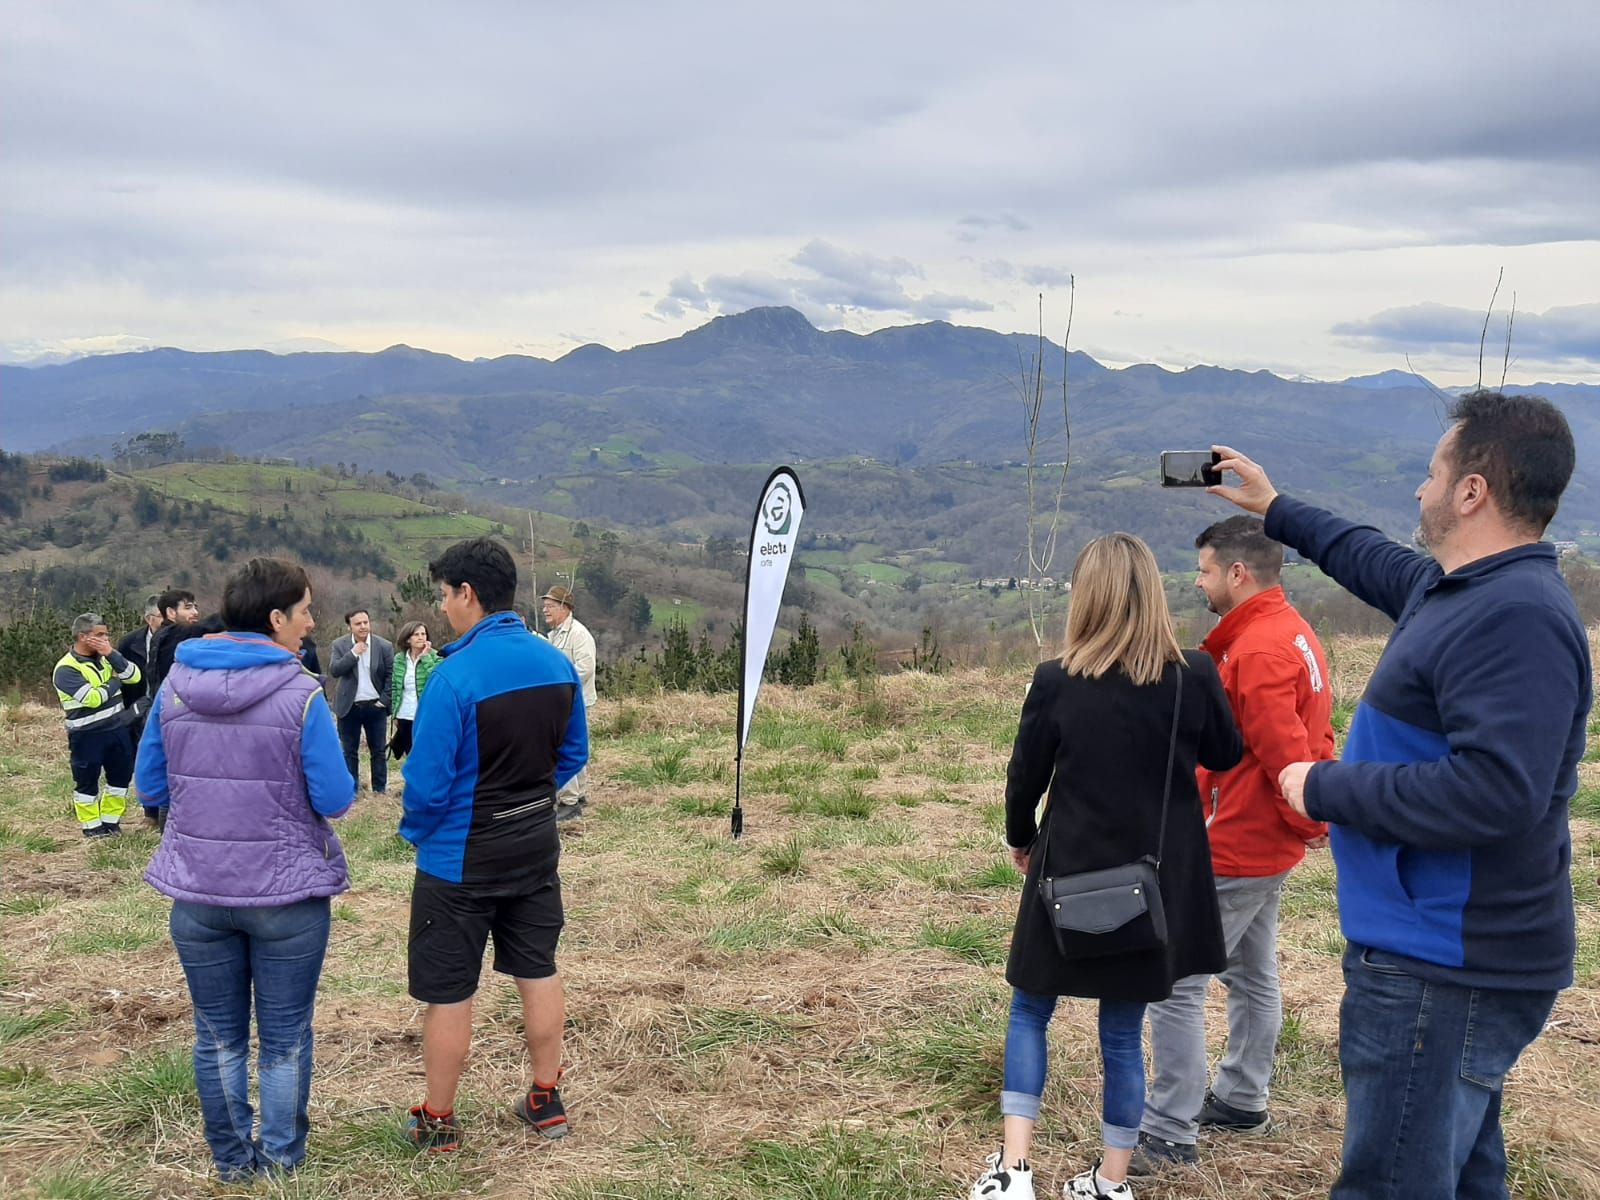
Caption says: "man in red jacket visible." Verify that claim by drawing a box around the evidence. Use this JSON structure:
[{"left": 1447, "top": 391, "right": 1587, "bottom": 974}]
[{"left": 1132, "top": 515, "right": 1334, "bottom": 1175}]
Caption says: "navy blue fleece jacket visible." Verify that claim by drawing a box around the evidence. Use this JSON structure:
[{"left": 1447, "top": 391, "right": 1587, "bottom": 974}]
[{"left": 1267, "top": 496, "right": 1591, "bottom": 991}]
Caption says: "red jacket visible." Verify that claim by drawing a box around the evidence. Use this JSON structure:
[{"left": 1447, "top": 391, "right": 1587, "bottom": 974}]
[{"left": 1197, "top": 586, "right": 1333, "bottom": 876}]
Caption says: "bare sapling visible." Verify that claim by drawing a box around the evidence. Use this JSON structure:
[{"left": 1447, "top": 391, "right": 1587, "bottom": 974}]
[{"left": 1013, "top": 283, "right": 1074, "bottom": 657}]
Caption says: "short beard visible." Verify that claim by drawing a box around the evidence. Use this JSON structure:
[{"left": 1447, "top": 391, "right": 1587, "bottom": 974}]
[{"left": 1412, "top": 522, "right": 1434, "bottom": 557}]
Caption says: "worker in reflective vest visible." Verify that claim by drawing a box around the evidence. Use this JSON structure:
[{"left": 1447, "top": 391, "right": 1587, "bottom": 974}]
[{"left": 52, "top": 612, "right": 142, "bottom": 837}]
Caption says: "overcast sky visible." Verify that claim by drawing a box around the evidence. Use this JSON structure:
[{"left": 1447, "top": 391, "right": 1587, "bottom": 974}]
[{"left": 3, "top": 1, "right": 1597, "bottom": 382}]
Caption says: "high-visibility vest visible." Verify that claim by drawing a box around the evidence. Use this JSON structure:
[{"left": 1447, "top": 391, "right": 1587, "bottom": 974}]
[{"left": 53, "top": 652, "right": 137, "bottom": 733}]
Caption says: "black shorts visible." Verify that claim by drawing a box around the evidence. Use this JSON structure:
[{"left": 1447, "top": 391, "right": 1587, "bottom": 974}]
[{"left": 407, "top": 868, "right": 563, "bottom": 1004}]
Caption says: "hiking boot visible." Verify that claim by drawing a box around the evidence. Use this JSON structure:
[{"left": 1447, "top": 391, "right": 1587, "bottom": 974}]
[
  {"left": 970, "top": 1149, "right": 1034, "bottom": 1200},
  {"left": 405, "top": 1103, "right": 460, "bottom": 1152},
  {"left": 1065, "top": 1161, "right": 1134, "bottom": 1199},
  {"left": 1125, "top": 1132, "right": 1197, "bottom": 1177},
  {"left": 513, "top": 1079, "right": 569, "bottom": 1139},
  {"left": 1197, "top": 1089, "right": 1271, "bottom": 1136},
  {"left": 555, "top": 799, "right": 587, "bottom": 825}
]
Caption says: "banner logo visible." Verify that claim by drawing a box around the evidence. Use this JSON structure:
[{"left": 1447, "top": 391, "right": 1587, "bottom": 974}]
[{"left": 763, "top": 482, "right": 794, "bottom": 536}]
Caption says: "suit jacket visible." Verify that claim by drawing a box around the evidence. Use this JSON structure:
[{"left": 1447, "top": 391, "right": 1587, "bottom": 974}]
[
  {"left": 116, "top": 625, "right": 157, "bottom": 707},
  {"left": 327, "top": 633, "right": 395, "bottom": 718}
]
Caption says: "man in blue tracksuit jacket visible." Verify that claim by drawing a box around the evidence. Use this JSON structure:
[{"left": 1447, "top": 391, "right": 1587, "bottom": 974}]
[
  {"left": 398, "top": 537, "right": 588, "bottom": 1152},
  {"left": 1211, "top": 391, "right": 1590, "bottom": 1200}
]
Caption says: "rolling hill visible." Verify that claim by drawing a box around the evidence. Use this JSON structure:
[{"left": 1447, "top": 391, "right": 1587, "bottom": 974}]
[{"left": 4, "top": 308, "right": 1596, "bottom": 577}]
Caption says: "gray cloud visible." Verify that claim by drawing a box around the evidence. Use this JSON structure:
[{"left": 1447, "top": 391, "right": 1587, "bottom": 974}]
[
  {"left": 655, "top": 240, "right": 994, "bottom": 325},
  {"left": 1021, "top": 266, "right": 1074, "bottom": 288},
  {"left": 1333, "top": 303, "right": 1600, "bottom": 365},
  {"left": 1, "top": 1, "right": 1596, "bottom": 376}
]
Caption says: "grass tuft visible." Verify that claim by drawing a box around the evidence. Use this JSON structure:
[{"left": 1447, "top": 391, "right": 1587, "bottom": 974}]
[
  {"left": 0, "top": 1005, "right": 74, "bottom": 1046},
  {"left": 916, "top": 918, "right": 1007, "bottom": 966},
  {"left": 27, "top": 1169, "right": 144, "bottom": 1200},
  {"left": 669, "top": 793, "right": 727, "bottom": 818},
  {"left": 879, "top": 998, "right": 1006, "bottom": 1105},
  {"left": 0, "top": 893, "right": 57, "bottom": 916},
  {"left": 616, "top": 744, "right": 699, "bottom": 787},
  {"left": 759, "top": 835, "right": 807, "bottom": 877},
  {"left": 682, "top": 1006, "right": 793, "bottom": 1054},
  {"left": 0, "top": 821, "right": 64, "bottom": 853},
  {"left": 968, "top": 859, "right": 1024, "bottom": 890}
]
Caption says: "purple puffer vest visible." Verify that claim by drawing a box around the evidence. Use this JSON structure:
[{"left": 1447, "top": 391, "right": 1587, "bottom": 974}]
[{"left": 145, "top": 657, "right": 349, "bottom": 907}]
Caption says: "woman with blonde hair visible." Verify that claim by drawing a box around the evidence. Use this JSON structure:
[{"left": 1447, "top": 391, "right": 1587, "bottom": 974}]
[{"left": 971, "top": 533, "right": 1242, "bottom": 1200}]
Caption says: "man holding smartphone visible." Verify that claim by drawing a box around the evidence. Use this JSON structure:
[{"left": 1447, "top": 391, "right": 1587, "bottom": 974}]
[{"left": 1209, "top": 392, "right": 1590, "bottom": 1199}]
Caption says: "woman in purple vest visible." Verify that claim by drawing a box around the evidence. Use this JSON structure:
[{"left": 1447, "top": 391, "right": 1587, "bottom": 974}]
[{"left": 136, "top": 557, "right": 356, "bottom": 1181}]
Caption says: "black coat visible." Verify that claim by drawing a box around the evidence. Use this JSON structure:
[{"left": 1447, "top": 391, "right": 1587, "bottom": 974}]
[
  {"left": 300, "top": 635, "right": 321, "bottom": 675},
  {"left": 1003, "top": 651, "right": 1244, "bottom": 1003},
  {"left": 115, "top": 625, "right": 156, "bottom": 706}
]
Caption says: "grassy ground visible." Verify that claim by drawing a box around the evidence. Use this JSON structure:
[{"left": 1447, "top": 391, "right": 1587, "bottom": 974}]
[{"left": 2, "top": 639, "right": 1598, "bottom": 1199}]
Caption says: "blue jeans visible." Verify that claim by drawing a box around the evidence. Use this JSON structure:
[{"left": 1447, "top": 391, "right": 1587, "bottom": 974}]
[
  {"left": 1001, "top": 989, "right": 1148, "bottom": 1150},
  {"left": 337, "top": 702, "right": 388, "bottom": 792},
  {"left": 169, "top": 898, "right": 332, "bottom": 1177},
  {"left": 1334, "top": 945, "right": 1557, "bottom": 1200}
]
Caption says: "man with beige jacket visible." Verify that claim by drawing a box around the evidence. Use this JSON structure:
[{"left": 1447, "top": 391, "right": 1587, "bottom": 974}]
[{"left": 540, "top": 585, "right": 596, "bottom": 823}]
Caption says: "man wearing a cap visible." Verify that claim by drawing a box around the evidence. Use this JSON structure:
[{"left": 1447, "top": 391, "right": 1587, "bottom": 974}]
[{"left": 541, "top": 585, "right": 596, "bottom": 823}]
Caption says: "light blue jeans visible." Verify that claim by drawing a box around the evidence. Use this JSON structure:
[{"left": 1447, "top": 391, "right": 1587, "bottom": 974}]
[
  {"left": 1001, "top": 989, "right": 1148, "bottom": 1150},
  {"left": 169, "top": 897, "right": 331, "bottom": 1178}
]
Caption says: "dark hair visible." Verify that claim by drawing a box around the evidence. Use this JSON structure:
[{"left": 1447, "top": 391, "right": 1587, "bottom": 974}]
[
  {"left": 1445, "top": 391, "right": 1575, "bottom": 533},
  {"left": 429, "top": 537, "right": 516, "bottom": 613},
  {"left": 344, "top": 608, "right": 370, "bottom": 625},
  {"left": 396, "top": 620, "right": 429, "bottom": 648},
  {"left": 221, "top": 558, "right": 311, "bottom": 636},
  {"left": 1195, "top": 515, "right": 1283, "bottom": 583},
  {"left": 157, "top": 587, "right": 196, "bottom": 620}
]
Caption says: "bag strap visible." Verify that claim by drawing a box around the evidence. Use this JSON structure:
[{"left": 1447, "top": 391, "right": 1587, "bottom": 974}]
[
  {"left": 1153, "top": 659, "right": 1184, "bottom": 867},
  {"left": 1033, "top": 658, "right": 1185, "bottom": 874}
]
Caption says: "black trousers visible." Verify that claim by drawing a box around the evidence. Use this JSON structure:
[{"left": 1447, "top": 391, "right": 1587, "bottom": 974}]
[
  {"left": 389, "top": 718, "right": 414, "bottom": 761},
  {"left": 337, "top": 702, "right": 388, "bottom": 791}
]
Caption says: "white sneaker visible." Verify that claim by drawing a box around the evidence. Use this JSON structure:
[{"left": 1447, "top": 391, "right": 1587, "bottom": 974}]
[
  {"left": 1064, "top": 1162, "right": 1133, "bottom": 1199},
  {"left": 971, "top": 1150, "right": 1035, "bottom": 1200}
]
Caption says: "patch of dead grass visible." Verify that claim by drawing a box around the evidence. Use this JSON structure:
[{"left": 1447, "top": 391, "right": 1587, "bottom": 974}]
[{"left": 2, "top": 664, "right": 1597, "bottom": 1199}]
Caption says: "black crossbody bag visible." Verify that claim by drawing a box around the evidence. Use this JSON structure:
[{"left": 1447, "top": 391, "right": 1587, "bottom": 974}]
[{"left": 1035, "top": 662, "right": 1182, "bottom": 960}]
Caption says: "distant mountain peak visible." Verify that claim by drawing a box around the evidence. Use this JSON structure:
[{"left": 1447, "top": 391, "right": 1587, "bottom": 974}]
[
  {"left": 1339, "top": 368, "right": 1434, "bottom": 390},
  {"left": 688, "top": 306, "right": 823, "bottom": 351}
]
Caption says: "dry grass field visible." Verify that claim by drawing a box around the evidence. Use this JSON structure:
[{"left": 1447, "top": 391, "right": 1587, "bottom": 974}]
[{"left": 2, "top": 635, "right": 1598, "bottom": 1200}]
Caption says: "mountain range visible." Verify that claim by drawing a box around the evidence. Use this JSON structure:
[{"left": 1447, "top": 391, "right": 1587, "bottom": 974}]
[{"left": 4, "top": 307, "right": 1595, "bottom": 573}]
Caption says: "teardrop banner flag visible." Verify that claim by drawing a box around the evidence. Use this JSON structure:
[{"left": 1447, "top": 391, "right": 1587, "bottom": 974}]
[{"left": 733, "top": 466, "right": 806, "bottom": 838}]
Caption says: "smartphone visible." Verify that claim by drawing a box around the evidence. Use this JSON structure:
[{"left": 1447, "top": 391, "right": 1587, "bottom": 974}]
[{"left": 1159, "top": 450, "right": 1222, "bottom": 488}]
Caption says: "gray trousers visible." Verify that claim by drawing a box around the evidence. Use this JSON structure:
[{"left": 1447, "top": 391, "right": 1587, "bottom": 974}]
[
  {"left": 1141, "top": 871, "right": 1288, "bottom": 1145},
  {"left": 557, "top": 765, "right": 588, "bottom": 808}
]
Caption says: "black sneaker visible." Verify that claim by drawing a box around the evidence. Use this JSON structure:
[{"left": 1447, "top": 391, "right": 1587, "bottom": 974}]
[
  {"left": 83, "top": 824, "right": 113, "bottom": 839},
  {"left": 1126, "top": 1132, "right": 1197, "bottom": 1177},
  {"left": 1198, "top": 1089, "right": 1271, "bottom": 1136},
  {"left": 513, "top": 1079, "right": 569, "bottom": 1139},
  {"left": 555, "top": 799, "right": 586, "bottom": 825},
  {"left": 405, "top": 1103, "right": 460, "bottom": 1152},
  {"left": 101, "top": 822, "right": 122, "bottom": 836}
]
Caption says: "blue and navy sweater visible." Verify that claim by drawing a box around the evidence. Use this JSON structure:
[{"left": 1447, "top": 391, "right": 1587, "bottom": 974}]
[
  {"left": 399, "top": 611, "right": 588, "bottom": 885},
  {"left": 1268, "top": 496, "right": 1591, "bottom": 991}
]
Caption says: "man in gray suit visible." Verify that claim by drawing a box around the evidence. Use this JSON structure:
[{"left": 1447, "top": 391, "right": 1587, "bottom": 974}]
[{"left": 329, "top": 608, "right": 395, "bottom": 793}]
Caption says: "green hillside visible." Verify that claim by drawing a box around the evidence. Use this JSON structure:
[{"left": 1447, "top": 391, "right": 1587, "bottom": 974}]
[{"left": 134, "top": 463, "right": 503, "bottom": 566}]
